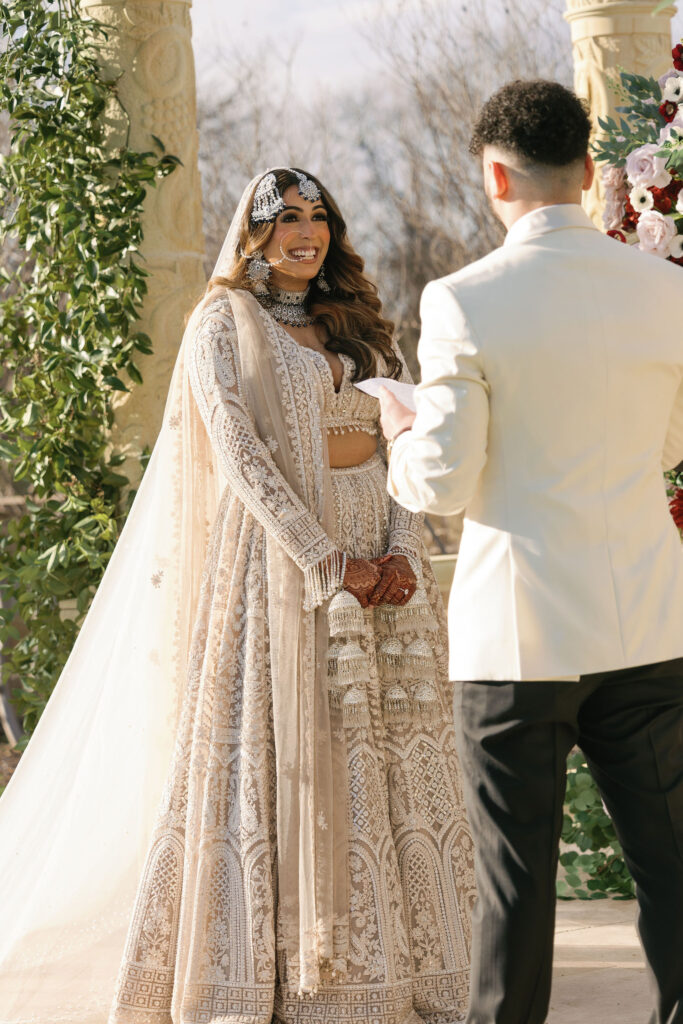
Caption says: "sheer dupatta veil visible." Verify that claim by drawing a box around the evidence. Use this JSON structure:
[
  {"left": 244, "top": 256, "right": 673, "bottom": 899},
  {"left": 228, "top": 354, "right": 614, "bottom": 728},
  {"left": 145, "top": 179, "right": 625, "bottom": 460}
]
[{"left": 0, "top": 174, "right": 345, "bottom": 1021}]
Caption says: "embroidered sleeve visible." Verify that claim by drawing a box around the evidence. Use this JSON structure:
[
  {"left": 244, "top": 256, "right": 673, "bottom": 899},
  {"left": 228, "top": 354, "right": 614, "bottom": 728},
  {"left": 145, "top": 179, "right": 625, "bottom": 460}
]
[
  {"left": 380, "top": 341, "right": 424, "bottom": 572},
  {"left": 189, "top": 298, "right": 343, "bottom": 609}
]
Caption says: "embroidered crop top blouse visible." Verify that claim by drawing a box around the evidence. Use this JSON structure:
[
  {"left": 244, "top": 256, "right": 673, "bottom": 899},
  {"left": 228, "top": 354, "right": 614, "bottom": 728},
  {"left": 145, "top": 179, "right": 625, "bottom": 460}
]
[{"left": 286, "top": 344, "right": 380, "bottom": 437}]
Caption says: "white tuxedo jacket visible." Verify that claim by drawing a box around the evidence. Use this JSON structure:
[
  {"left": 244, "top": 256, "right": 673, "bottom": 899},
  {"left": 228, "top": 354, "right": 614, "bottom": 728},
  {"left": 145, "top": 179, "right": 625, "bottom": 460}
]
[{"left": 388, "top": 204, "right": 683, "bottom": 680}]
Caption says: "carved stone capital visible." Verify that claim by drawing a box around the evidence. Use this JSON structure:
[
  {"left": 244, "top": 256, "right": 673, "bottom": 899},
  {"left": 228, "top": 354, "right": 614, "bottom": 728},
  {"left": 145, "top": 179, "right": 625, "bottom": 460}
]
[
  {"left": 565, "top": 0, "right": 675, "bottom": 226},
  {"left": 80, "top": 0, "right": 206, "bottom": 476}
]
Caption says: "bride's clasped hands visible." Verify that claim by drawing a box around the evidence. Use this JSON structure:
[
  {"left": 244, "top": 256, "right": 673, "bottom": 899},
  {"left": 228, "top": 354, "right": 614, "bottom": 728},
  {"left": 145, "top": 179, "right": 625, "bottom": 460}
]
[{"left": 341, "top": 552, "right": 417, "bottom": 607}]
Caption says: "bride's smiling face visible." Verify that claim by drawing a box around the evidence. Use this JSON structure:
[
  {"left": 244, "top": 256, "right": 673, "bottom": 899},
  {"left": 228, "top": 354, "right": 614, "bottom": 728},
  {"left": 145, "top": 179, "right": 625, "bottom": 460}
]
[{"left": 261, "top": 185, "right": 330, "bottom": 291}]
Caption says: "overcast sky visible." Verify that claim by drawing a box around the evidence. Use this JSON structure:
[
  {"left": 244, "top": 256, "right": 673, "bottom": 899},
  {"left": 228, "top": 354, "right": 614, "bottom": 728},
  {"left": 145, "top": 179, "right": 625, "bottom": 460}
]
[
  {"left": 191, "top": 0, "right": 391, "bottom": 97},
  {"left": 190, "top": 0, "right": 683, "bottom": 101}
]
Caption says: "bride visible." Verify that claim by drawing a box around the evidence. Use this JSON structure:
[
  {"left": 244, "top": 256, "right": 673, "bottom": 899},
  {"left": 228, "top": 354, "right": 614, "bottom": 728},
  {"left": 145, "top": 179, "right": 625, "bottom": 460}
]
[{"left": 0, "top": 168, "right": 474, "bottom": 1024}]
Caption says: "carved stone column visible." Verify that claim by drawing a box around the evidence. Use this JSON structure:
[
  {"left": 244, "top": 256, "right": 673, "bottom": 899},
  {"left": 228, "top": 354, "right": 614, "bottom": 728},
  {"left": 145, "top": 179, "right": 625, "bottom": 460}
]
[
  {"left": 565, "top": 0, "right": 675, "bottom": 226},
  {"left": 81, "top": 0, "right": 206, "bottom": 478}
]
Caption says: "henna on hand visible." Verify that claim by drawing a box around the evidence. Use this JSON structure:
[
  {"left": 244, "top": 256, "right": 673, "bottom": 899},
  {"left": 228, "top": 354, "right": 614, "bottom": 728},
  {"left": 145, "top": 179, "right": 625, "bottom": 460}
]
[
  {"left": 368, "top": 553, "right": 417, "bottom": 606},
  {"left": 343, "top": 557, "right": 382, "bottom": 608}
]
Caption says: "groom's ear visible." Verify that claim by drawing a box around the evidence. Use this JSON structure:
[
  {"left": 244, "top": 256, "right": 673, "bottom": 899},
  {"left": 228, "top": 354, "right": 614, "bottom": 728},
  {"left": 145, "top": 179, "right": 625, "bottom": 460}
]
[
  {"left": 582, "top": 153, "right": 595, "bottom": 192},
  {"left": 488, "top": 160, "right": 509, "bottom": 201}
]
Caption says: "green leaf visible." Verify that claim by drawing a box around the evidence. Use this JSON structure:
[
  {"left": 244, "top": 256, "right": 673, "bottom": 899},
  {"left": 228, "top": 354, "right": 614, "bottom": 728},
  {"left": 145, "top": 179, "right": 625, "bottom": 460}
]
[
  {"left": 21, "top": 401, "right": 39, "bottom": 426},
  {"left": 127, "top": 362, "right": 143, "bottom": 385},
  {"left": 102, "top": 375, "right": 128, "bottom": 392}
]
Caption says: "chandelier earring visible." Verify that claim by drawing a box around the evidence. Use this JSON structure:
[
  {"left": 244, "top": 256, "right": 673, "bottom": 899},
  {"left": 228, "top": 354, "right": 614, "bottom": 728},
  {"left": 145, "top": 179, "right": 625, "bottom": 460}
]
[
  {"left": 316, "top": 263, "right": 331, "bottom": 293},
  {"left": 245, "top": 249, "right": 271, "bottom": 295}
]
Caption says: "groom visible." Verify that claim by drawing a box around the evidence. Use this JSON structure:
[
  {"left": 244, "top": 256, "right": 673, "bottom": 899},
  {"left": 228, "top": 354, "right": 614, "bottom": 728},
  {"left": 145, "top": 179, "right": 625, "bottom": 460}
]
[{"left": 380, "top": 80, "right": 683, "bottom": 1024}]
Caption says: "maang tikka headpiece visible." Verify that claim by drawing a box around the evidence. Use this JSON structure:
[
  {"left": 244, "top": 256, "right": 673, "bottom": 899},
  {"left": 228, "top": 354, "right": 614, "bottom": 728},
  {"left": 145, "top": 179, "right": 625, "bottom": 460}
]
[{"left": 250, "top": 168, "right": 322, "bottom": 224}]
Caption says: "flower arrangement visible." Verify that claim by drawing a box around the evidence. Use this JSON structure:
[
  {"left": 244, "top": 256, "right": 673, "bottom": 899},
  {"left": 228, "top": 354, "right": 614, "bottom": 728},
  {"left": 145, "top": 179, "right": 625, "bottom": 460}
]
[
  {"left": 594, "top": 44, "right": 683, "bottom": 263},
  {"left": 594, "top": 46, "right": 683, "bottom": 539}
]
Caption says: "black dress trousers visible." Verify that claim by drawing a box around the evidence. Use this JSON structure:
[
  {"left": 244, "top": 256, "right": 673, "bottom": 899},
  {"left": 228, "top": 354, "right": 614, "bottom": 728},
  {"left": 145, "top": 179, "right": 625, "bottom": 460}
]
[{"left": 454, "top": 658, "right": 683, "bottom": 1024}]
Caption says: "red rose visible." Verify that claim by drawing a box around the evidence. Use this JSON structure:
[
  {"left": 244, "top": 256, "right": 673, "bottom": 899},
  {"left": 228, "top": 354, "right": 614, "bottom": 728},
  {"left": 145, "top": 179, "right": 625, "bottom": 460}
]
[
  {"left": 659, "top": 100, "right": 679, "bottom": 123},
  {"left": 673, "top": 44, "right": 683, "bottom": 72},
  {"left": 669, "top": 255, "right": 683, "bottom": 267},
  {"left": 607, "top": 229, "right": 627, "bottom": 243},
  {"left": 651, "top": 187, "right": 673, "bottom": 213},
  {"left": 621, "top": 196, "right": 640, "bottom": 232},
  {"left": 670, "top": 488, "right": 683, "bottom": 530},
  {"left": 664, "top": 178, "right": 683, "bottom": 199}
]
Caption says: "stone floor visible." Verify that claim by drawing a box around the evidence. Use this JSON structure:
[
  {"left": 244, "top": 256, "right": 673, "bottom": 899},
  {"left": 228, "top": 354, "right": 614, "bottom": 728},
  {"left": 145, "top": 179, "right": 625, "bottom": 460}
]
[{"left": 549, "top": 898, "right": 649, "bottom": 1023}]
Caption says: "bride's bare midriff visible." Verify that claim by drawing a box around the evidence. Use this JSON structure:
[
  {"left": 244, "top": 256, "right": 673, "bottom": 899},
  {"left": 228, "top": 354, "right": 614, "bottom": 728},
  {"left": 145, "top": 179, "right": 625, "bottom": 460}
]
[{"left": 328, "top": 429, "right": 378, "bottom": 468}]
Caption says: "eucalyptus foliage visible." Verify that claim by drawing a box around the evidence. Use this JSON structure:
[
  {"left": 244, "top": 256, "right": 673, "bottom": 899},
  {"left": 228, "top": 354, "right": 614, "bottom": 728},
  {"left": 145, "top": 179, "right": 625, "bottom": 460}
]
[
  {"left": 0, "top": 0, "right": 178, "bottom": 737},
  {"left": 557, "top": 750, "right": 635, "bottom": 900},
  {"left": 593, "top": 73, "right": 666, "bottom": 168}
]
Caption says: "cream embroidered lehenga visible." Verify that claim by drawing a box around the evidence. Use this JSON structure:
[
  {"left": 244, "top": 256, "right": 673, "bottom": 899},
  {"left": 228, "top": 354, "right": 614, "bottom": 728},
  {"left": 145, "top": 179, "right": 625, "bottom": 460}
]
[
  {"left": 108, "top": 290, "right": 475, "bottom": 1024},
  {"left": 0, "top": 178, "right": 474, "bottom": 1024}
]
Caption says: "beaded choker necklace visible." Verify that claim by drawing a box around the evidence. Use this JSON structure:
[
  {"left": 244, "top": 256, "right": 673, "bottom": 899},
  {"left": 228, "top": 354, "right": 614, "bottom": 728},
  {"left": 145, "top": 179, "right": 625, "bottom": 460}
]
[{"left": 258, "top": 285, "right": 313, "bottom": 327}]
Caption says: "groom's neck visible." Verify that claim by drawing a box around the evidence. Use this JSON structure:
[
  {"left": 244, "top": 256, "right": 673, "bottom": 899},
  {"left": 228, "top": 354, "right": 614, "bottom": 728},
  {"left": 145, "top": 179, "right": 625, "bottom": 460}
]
[{"left": 497, "top": 195, "right": 583, "bottom": 232}]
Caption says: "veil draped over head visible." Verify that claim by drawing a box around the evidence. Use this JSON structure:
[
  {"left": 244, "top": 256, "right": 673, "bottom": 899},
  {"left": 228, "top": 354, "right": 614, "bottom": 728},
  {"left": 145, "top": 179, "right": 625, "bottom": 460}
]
[{"left": 0, "top": 172, "right": 346, "bottom": 1021}]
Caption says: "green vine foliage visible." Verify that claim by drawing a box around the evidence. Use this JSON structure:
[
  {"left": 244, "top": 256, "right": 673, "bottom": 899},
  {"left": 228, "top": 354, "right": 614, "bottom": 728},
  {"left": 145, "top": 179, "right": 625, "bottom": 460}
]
[
  {"left": 0, "top": 0, "right": 178, "bottom": 738},
  {"left": 557, "top": 750, "right": 636, "bottom": 900},
  {"left": 593, "top": 72, "right": 666, "bottom": 169}
]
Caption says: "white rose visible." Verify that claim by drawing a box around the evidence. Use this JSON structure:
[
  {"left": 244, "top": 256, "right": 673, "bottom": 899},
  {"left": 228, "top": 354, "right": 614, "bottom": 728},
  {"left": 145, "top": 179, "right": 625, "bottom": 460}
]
[
  {"left": 601, "top": 164, "right": 625, "bottom": 190},
  {"left": 602, "top": 200, "right": 624, "bottom": 231},
  {"left": 625, "top": 143, "right": 672, "bottom": 188},
  {"left": 602, "top": 200, "right": 625, "bottom": 231},
  {"left": 677, "top": 192, "right": 683, "bottom": 215},
  {"left": 636, "top": 210, "right": 677, "bottom": 258},
  {"left": 669, "top": 234, "right": 683, "bottom": 260},
  {"left": 629, "top": 186, "right": 654, "bottom": 212},
  {"left": 601, "top": 164, "right": 627, "bottom": 230}
]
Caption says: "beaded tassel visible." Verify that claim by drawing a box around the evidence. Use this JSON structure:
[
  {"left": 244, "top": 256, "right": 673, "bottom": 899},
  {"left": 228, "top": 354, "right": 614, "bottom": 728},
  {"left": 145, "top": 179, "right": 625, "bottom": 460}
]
[
  {"left": 377, "top": 636, "right": 405, "bottom": 681},
  {"left": 328, "top": 589, "right": 364, "bottom": 637},
  {"left": 403, "top": 638, "right": 436, "bottom": 679},
  {"left": 336, "top": 641, "right": 369, "bottom": 685},
  {"left": 303, "top": 551, "right": 346, "bottom": 612},
  {"left": 412, "top": 681, "right": 442, "bottom": 723},
  {"left": 327, "top": 642, "right": 361, "bottom": 712},
  {"left": 327, "top": 640, "right": 344, "bottom": 680},
  {"left": 392, "top": 587, "right": 439, "bottom": 635},
  {"left": 383, "top": 683, "right": 412, "bottom": 722},
  {"left": 328, "top": 683, "right": 350, "bottom": 711},
  {"left": 376, "top": 603, "right": 400, "bottom": 626},
  {"left": 342, "top": 686, "right": 371, "bottom": 727}
]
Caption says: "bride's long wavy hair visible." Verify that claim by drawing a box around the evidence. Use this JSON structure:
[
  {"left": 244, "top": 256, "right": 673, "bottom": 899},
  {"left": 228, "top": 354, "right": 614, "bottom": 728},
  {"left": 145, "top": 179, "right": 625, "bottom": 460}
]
[{"left": 209, "top": 168, "right": 401, "bottom": 382}]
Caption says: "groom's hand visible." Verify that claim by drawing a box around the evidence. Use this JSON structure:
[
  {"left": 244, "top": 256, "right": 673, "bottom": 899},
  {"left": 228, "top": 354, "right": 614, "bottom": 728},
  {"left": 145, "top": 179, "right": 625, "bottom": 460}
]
[{"left": 379, "top": 386, "right": 416, "bottom": 442}]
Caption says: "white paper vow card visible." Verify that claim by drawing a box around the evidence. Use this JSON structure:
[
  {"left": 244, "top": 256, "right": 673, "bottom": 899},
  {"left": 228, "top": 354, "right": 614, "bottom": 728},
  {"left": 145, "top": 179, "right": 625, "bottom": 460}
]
[{"left": 354, "top": 377, "right": 417, "bottom": 412}]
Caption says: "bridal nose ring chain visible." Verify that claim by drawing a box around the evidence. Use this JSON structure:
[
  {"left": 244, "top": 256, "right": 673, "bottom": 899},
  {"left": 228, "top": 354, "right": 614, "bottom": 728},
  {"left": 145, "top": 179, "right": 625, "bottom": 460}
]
[{"left": 275, "top": 231, "right": 314, "bottom": 266}]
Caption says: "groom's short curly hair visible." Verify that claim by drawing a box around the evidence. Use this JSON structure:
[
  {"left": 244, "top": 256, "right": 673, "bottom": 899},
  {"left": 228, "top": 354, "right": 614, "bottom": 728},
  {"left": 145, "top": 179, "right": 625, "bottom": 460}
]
[{"left": 469, "top": 80, "right": 591, "bottom": 166}]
